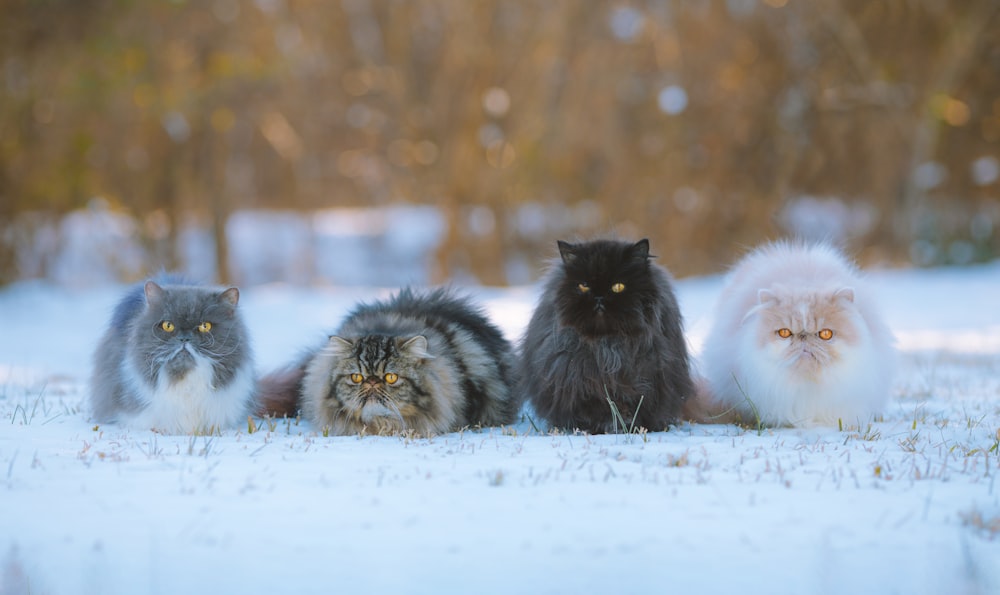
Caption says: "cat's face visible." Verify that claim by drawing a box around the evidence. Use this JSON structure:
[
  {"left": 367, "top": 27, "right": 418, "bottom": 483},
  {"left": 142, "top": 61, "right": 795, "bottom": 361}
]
[
  {"left": 322, "top": 334, "right": 435, "bottom": 432},
  {"left": 555, "top": 238, "right": 656, "bottom": 337},
  {"left": 751, "top": 286, "right": 861, "bottom": 379},
  {"left": 134, "top": 282, "right": 243, "bottom": 384}
]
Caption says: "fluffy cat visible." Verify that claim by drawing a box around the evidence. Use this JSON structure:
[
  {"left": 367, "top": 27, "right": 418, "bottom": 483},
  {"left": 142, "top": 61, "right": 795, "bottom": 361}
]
[
  {"left": 90, "top": 279, "right": 256, "bottom": 434},
  {"left": 257, "top": 288, "right": 521, "bottom": 436},
  {"left": 699, "top": 242, "right": 896, "bottom": 427},
  {"left": 515, "top": 238, "right": 694, "bottom": 433}
]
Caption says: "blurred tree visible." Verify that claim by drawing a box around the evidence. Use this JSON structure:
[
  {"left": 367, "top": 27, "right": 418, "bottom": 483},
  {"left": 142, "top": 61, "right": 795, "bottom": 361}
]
[{"left": 1, "top": 0, "right": 997, "bottom": 285}]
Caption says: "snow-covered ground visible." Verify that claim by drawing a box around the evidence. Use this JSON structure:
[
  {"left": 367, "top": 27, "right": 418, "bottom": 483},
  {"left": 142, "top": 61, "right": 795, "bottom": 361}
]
[{"left": 1, "top": 262, "right": 999, "bottom": 594}]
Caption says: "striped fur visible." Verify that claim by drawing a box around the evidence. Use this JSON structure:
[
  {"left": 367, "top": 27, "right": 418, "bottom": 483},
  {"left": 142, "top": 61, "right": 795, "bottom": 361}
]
[{"left": 258, "top": 288, "right": 521, "bottom": 436}]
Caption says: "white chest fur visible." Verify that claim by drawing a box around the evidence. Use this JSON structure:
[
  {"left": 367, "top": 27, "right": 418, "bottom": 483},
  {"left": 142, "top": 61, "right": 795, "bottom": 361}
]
[
  {"left": 121, "top": 351, "right": 254, "bottom": 434},
  {"left": 728, "top": 328, "right": 892, "bottom": 426}
]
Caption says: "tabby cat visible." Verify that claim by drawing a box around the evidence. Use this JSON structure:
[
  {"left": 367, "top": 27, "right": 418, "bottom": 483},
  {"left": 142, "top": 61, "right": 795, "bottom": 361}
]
[{"left": 258, "top": 288, "right": 521, "bottom": 436}]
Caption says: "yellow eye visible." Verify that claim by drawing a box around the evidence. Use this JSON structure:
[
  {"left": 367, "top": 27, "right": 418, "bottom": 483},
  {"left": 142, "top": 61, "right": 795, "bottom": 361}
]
[
  {"left": 384, "top": 373, "right": 399, "bottom": 385},
  {"left": 578, "top": 283, "right": 590, "bottom": 293},
  {"left": 350, "top": 373, "right": 363, "bottom": 384},
  {"left": 197, "top": 322, "right": 212, "bottom": 333},
  {"left": 161, "top": 321, "right": 175, "bottom": 332},
  {"left": 611, "top": 282, "right": 625, "bottom": 293},
  {"left": 776, "top": 328, "right": 792, "bottom": 339},
  {"left": 818, "top": 329, "right": 834, "bottom": 341}
]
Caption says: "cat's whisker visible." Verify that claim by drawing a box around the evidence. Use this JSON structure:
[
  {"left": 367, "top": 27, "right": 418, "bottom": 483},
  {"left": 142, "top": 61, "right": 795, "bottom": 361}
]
[
  {"left": 90, "top": 279, "right": 254, "bottom": 434},
  {"left": 294, "top": 288, "right": 519, "bottom": 437},
  {"left": 331, "top": 404, "right": 354, "bottom": 428},
  {"left": 702, "top": 241, "right": 895, "bottom": 427},
  {"left": 518, "top": 238, "right": 692, "bottom": 434},
  {"left": 210, "top": 327, "right": 239, "bottom": 352},
  {"left": 383, "top": 399, "right": 407, "bottom": 430},
  {"left": 201, "top": 342, "right": 242, "bottom": 358}
]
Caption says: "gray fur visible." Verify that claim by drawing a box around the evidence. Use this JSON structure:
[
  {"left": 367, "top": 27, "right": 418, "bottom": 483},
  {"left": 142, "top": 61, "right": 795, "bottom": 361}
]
[
  {"left": 89, "top": 280, "right": 255, "bottom": 433},
  {"left": 299, "top": 288, "right": 520, "bottom": 436}
]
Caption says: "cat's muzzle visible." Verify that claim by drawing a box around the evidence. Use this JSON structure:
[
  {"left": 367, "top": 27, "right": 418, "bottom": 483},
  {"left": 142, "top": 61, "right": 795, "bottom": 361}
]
[{"left": 164, "top": 349, "right": 197, "bottom": 381}]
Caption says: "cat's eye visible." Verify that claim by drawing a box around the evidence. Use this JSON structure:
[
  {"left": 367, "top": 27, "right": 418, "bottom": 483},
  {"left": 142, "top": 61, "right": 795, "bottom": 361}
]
[
  {"left": 818, "top": 329, "right": 834, "bottom": 341},
  {"left": 161, "top": 321, "right": 175, "bottom": 332},
  {"left": 578, "top": 283, "right": 590, "bottom": 293},
  {"left": 776, "top": 328, "right": 792, "bottom": 339},
  {"left": 350, "top": 373, "right": 363, "bottom": 384},
  {"left": 384, "top": 373, "right": 399, "bottom": 385},
  {"left": 611, "top": 282, "right": 625, "bottom": 293},
  {"left": 197, "top": 322, "right": 212, "bottom": 333}
]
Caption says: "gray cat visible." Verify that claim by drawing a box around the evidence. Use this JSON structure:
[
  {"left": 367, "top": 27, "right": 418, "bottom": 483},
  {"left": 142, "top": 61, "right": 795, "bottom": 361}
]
[
  {"left": 90, "top": 279, "right": 256, "bottom": 434},
  {"left": 516, "top": 238, "right": 694, "bottom": 433},
  {"left": 258, "top": 288, "right": 521, "bottom": 436}
]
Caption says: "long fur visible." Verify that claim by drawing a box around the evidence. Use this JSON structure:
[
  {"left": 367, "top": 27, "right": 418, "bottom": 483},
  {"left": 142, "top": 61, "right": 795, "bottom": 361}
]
[
  {"left": 260, "top": 288, "right": 521, "bottom": 436},
  {"left": 699, "top": 241, "right": 896, "bottom": 427},
  {"left": 516, "top": 238, "right": 694, "bottom": 433},
  {"left": 89, "top": 279, "right": 256, "bottom": 434},
  {"left": 256, "top": 364, "right": 308, "bottom": 419}
]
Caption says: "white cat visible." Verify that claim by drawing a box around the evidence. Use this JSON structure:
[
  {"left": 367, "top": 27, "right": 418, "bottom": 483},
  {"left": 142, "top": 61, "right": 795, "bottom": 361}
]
[{"left": 699, "top": 242, "right": 896, "bottom": 427}]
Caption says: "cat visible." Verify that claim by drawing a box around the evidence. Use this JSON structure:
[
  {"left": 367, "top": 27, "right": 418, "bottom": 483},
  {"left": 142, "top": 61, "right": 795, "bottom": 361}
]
[
  {"left": 90, "top": 279, "right": 256, "bottom": 434},
  {"left": 515, "top": 238, "right": 694, "bottom": 434},
  {"left": 699, "top": 241, "right": 896, "bottom": 427},
  {"left": 257, "top": 288, "right": 521, "bottom": 436}
]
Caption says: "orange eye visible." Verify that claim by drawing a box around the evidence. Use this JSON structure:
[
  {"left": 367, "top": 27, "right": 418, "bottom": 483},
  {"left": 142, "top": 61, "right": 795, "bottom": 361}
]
[
  {"left": 384, "top": 373, "right": 399, "bottom": 385},
  {"left": 197, "top": 322, "right": 212, "bottom": 333},
  {"left": 776, "top": 328, "right": 792, "bottom": 339},
  {"left": 578, "top": 283, "right": 590, "bottom": 293},
  {"left": 611, "top": 283, "right": 625, "bottom": 293},
  {"left": 350, "top": 373, "right": 363, "bottom": 384},
  {"left": 818, "top": 329, "right": 834, "bottom": 340},
  {"left": 161, "top": 321, "right": 175, "bottom": 332}
]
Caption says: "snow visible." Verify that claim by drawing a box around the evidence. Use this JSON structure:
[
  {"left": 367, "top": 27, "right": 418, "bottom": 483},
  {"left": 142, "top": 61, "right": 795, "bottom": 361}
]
[{"left": 1, "top": 263, "right": 999, "bottom": 594}]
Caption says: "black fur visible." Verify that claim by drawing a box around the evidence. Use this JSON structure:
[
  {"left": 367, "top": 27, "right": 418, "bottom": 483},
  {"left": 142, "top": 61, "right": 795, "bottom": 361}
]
[{"left": 516, "top": 239, "right": 693, "bottom": 433}]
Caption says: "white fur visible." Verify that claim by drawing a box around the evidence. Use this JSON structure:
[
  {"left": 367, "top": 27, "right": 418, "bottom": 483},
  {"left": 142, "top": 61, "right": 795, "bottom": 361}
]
[
  {"left": 728, "top": 314, "right": 890, "bottom": 426},
  {"left": 701, "top": 242, "right": 896, "bottom": 427},
  {"left": 120, "top": 349, "right": 255, "bottom": 434}
]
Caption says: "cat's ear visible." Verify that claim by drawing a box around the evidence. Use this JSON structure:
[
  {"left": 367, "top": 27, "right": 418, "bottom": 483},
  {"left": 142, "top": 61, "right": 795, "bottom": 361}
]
[
  {"left": 327, "top": 336, "right": 355, "bottom": 357},
  {"left": 144, "top": 281, "right": 165, "bottom": 306},
  {"left": 219, "top": 287, "right": 240, "bottom": 307},
  {"left": 557, "top": 240, "right": 577, "bottom": 264},
  {"left": 833, "top": 287, "right": 855, "bottom": 303},
  {"left": 757, "top": 288, "right": 778, "bottom": 305},
  {"left": 399, "top": 335, "right": 434, "bottom": 360},
  {"left": 630, "top": 238, "right": 651, "bottom": 260}
]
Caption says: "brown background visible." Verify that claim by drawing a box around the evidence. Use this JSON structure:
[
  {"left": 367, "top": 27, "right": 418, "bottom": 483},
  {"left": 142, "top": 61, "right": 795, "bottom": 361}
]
[{"left": 2, "top": 0, "right": 998, "bottom": 285}]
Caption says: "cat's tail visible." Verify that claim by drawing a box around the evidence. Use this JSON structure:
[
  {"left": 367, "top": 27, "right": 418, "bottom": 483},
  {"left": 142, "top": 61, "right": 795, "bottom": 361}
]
[
  {"left": 255, "top": 365, "right": 306, "bottom": 419},
  {"left": 680, "top": 374, "right": 742, "bottom": 425}
]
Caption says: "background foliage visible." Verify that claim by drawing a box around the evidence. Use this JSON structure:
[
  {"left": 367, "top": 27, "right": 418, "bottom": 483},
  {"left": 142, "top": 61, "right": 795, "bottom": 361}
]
[{"left": 1, "top": 0, "right": 998, "bottom": 285}]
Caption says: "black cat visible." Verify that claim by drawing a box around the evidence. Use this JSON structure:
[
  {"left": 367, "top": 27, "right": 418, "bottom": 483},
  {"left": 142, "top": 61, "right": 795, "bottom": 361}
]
[{"left": 516, "top": 239, "right": 693, "bottom": 433}]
